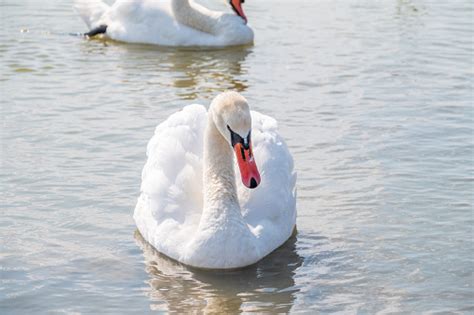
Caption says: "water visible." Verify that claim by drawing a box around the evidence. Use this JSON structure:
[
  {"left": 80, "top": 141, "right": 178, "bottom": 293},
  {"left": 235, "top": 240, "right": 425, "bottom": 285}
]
[{"left": 1, "top": 0, "right": 473, "bottom": 313}]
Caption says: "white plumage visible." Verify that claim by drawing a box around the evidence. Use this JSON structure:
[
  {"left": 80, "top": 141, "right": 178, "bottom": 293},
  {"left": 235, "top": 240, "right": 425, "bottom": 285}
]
[
  {"left": 74, "top": 0, "right": 254, "bottom": 47},
  {"left": 134, "top": 93, "right": 296, "bottom": 269}
]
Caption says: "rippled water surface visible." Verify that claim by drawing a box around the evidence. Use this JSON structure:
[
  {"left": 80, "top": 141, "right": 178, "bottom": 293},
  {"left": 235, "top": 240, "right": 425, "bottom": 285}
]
[{"left": 1, "top": 0, "right": 473, "bottom": 313}]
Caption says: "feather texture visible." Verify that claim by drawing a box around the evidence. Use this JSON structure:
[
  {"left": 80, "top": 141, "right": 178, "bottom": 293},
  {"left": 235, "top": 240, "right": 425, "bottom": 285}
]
[{"left": 74, "top": 0, "right": 109, "bottom": 29}]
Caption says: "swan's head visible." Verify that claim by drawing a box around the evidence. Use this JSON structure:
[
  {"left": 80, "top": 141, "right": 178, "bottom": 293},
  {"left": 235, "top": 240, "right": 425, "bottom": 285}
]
[
  {"left": 210, "top": 91, "right": 261, "bottom": 189},
  {"left": 229, "top": 0, "right": 247, "bottom": 23}
]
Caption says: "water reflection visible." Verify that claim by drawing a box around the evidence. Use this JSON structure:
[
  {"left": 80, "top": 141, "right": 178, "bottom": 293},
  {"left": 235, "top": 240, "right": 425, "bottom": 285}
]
[
  {"left": 162, "top": 47, "right": 251, "bottom": 100},
  {"left": 134, "top": 230, "right": 303, "bottom": 313},
  {"left": 395, "top": 0, "right": 422, "bottom": 15},
  {"left": 82, "top": 40, "right": 253, "bottom": 100}
]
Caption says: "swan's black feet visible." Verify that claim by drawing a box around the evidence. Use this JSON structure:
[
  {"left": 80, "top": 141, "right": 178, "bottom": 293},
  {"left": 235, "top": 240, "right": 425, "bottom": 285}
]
[{"left": 85, "top": 25, "right": 108, "bottom": 37}]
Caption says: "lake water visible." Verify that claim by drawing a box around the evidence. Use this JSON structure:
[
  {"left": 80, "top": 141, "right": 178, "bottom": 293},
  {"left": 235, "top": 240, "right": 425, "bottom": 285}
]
[{"left": 1, "top": 0, "right": 473, "bottom": 313}]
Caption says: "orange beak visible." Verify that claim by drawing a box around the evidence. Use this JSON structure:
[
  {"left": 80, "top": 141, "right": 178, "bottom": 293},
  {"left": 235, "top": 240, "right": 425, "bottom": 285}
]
[
  {"left": 233, "top": 142, "right": 260, "bottom": 189},
  {"left": 230, "top": 0, "right": 247, "bottom": 23}
]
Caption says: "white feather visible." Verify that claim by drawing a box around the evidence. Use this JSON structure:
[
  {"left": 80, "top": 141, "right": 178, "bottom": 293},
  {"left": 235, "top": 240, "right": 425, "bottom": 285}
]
[{"left": 74, "top": 0, "right": 109, "bottom": 29}]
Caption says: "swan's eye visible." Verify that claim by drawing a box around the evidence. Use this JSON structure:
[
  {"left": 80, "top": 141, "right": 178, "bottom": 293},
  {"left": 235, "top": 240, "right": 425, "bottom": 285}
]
[{"left": 227, "top": 125, "right": 243, "bottom": 147}]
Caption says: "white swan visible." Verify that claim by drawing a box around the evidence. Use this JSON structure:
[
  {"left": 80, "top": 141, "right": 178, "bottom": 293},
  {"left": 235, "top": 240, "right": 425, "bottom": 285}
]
[
  {"left": 134, "top": 92, "right": 296, "bottom": 269},
  {"left": 74, "top": 0, "right": 253, "bottom": 47}
]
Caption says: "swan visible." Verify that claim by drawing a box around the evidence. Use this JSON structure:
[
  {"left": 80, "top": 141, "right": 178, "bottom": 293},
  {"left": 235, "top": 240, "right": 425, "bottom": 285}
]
[
  {"left": 74, "top": 0, "right": 253, "bottom": 47},
  {"left": 134, "top": 92, "right": 297, "bottom": 269}
]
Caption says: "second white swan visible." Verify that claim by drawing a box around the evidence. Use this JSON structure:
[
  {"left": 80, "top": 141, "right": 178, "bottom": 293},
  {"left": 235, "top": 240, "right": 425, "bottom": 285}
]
[{"left": 74, "top": 0, "right": 254, "bottom": 47}]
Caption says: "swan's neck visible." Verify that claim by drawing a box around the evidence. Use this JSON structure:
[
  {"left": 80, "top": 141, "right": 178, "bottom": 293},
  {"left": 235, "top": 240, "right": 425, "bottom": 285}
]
[
  {"left": 202, "top": 117, "right": 240, "bottom": 215},
  {"left": 171, "top": 0, "right": 219, "bottom": 35}
]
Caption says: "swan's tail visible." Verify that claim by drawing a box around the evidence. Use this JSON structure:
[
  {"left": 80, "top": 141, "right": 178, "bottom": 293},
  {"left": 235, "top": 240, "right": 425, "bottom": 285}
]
[{"left": 74, "top": 0, "right": 109, "bottom": 29}]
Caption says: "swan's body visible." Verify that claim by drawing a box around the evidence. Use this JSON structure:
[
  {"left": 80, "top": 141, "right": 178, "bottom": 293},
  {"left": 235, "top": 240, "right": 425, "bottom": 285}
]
[
  {"left": 134, "top": 92, "right": 296, "bottom": 269},
  {"left": 74, "top": 0, "right": 253, "bottom": 47}
]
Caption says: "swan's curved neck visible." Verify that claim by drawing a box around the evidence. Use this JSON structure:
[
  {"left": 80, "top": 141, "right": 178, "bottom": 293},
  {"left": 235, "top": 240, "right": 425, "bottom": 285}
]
[
  {"left": 202, "top": 117, "right": 240, "bottom": 214},
  {"left": 171, "top": 0, "right": 219, "bottom": 35}
]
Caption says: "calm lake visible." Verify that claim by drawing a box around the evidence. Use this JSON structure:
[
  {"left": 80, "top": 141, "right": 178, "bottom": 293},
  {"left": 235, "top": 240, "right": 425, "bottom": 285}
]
[{"left": 1, "top": 0, "right": 473, "bottom": 313}]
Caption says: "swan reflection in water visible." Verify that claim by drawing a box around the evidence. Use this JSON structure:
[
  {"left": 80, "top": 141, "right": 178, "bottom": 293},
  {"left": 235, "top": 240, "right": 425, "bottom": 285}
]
[
  {"left": 165, "top": 47, "right": 251, "bottom": 100},
  {"left": 134, "top": 230, "right": 303, "bottom": 313},
  {"left": 91, "top": 41, "right": 253, "bottom": 100}
]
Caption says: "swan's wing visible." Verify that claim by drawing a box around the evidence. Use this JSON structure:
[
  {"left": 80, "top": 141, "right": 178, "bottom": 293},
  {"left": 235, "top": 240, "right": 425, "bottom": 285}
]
[
  {"left": 96, "top": 0, "right": 219, "bottom": 46},
  {"left": 103, "top": 0, "right": 173, "bottom": 43},
  {"left": 238, "top": 111, "right": 297, "bottom": 255},
  {"left": 134, "top": 104, "right": 207, "bottom": 261}
]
